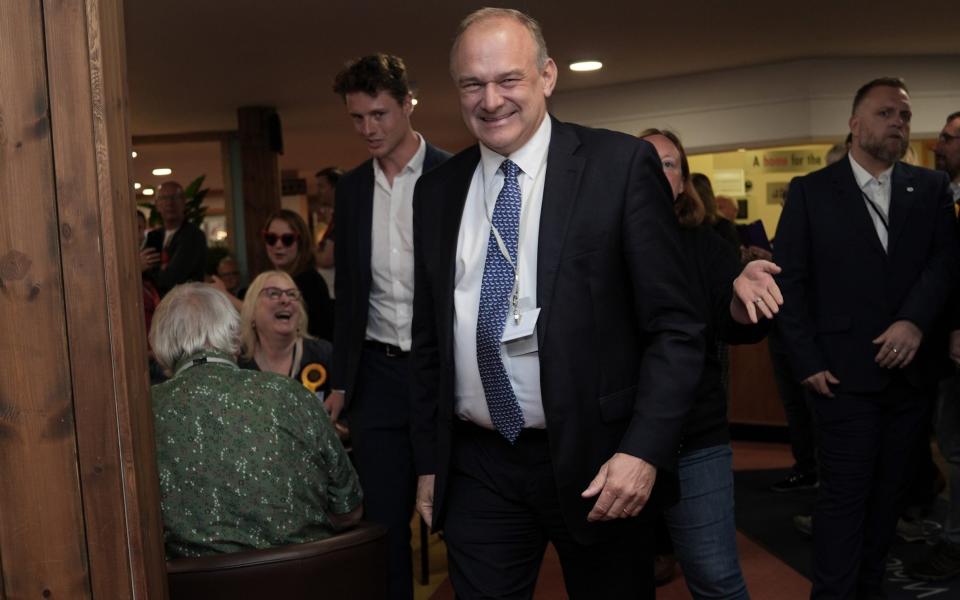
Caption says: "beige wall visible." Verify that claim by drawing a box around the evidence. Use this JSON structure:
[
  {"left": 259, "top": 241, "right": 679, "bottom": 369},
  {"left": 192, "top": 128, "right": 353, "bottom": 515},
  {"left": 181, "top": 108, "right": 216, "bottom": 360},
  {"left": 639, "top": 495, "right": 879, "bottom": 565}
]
[
  {"left": 550, "top": 56, "right": 960, "bottom": 153},
  {"left": 689, "top": 140, "right": 931, "bottom": 238}
]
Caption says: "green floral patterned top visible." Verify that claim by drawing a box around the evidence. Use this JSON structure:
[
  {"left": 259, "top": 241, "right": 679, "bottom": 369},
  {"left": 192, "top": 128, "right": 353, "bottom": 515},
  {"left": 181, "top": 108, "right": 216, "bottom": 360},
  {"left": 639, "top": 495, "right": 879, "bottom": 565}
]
[{"left": 151, "top": 350, "right": 361, "bottom": 559}]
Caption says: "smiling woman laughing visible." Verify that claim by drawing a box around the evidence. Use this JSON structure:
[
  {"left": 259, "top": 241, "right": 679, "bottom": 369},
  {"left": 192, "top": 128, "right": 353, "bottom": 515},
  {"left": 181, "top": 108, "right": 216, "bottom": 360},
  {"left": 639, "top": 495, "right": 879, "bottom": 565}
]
[{"left": 238, "top": 270, "right": 333, "bottom": 397}]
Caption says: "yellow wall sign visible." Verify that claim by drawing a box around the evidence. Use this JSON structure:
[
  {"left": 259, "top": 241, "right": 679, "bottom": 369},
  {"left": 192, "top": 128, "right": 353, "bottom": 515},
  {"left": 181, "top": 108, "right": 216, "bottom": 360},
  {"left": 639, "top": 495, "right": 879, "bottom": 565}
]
[{"left": 752, "top": 150, "right": 825, "bottom": 172}]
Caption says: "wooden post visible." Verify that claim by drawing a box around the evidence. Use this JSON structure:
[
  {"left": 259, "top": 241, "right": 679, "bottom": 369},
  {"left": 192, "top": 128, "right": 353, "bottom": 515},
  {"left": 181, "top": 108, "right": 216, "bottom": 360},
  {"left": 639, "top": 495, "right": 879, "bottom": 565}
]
[
  {"left": 0, "top": 0, "right": 167, "bottom": 598},
  {"left": 237, "top": 106, "right": 282, "bottom": 276},
  {"left": 221, "top": 134, "right": 249, "bottom": 280}
]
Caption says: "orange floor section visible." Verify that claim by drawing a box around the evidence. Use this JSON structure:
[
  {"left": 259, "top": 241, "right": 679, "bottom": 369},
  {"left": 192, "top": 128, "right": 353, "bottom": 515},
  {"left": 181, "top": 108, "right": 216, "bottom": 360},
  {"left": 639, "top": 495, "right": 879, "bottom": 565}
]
[{"left": 416, "top": 441, "right": 810, "bottom": 599}]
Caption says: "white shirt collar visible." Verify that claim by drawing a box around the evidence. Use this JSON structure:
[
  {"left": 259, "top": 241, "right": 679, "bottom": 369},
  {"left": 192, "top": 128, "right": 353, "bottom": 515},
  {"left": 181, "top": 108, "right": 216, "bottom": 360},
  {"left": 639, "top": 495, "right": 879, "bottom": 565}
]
[
  {"left": 373, "top": 132, "right": 426, "bottom": 182},
  {"left": 479, "top": 115, "right": 552, "bottom": 184},
  {"left": 849, "top": 153, "right": 893, "bottom": 190}
]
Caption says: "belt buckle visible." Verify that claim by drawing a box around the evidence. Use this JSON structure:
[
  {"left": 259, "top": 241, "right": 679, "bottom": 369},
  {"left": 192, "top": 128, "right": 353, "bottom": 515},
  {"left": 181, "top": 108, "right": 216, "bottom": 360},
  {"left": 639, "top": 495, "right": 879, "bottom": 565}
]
[{"left": 384, "top": 344, "right": 398, "bottom": 358}]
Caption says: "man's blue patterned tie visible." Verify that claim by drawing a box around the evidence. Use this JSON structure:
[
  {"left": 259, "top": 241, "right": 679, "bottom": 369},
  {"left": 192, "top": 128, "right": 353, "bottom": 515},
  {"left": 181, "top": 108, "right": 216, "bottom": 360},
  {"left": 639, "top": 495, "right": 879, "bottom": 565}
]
[{"left": 476, "top": 159, "right": 525, "bottom": 443}]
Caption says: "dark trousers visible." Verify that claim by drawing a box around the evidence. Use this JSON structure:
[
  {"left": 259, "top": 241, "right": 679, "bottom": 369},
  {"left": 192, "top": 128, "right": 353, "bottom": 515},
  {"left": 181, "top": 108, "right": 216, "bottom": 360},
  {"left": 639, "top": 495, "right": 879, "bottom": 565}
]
[
  {"left": 768, "top": 331, "right": 817, "bottom": 475},
  {"left": 348, "top": 348, "right": 416, "bottom": 600},
  {"left": 902, "top": 389, "right": 940, "bottom": 513},
  {"left": 810, "top": 381, "right": 928, "bottom": 600},
  {"left": 443, "top": 422, "right": 653, "bottom": 600}
]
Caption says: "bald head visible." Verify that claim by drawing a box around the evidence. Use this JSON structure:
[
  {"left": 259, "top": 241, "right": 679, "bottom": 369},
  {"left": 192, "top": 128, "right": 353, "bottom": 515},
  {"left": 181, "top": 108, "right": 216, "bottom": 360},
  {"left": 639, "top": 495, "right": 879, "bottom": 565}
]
[{"left": 450, "top": 8, "right": 549, "bottom": 76}]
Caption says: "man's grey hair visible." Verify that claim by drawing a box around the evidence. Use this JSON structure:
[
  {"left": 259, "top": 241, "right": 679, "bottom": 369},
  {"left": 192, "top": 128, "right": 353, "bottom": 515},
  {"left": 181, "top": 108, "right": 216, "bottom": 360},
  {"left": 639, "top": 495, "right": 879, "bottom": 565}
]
[
  {"left": 449, "top": 7, "right": 549, "bottom": 77},
  {"left": 149, "top": 283, "right": 240, "bottom": 371}
]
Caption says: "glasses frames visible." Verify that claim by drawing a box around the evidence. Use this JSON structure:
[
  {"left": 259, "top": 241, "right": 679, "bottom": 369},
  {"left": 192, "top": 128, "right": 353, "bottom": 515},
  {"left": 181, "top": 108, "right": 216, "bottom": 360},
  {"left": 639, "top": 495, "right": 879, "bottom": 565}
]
[{"left": 259, "top": 287, "right": 301, "bottom": 301}]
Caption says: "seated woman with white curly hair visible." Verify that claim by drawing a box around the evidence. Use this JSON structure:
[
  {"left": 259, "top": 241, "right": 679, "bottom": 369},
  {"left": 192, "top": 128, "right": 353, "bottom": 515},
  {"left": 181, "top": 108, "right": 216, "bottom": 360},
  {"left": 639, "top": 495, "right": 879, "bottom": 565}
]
[{"left": 149, "top": 283, "right": 361, "bottom": 559}]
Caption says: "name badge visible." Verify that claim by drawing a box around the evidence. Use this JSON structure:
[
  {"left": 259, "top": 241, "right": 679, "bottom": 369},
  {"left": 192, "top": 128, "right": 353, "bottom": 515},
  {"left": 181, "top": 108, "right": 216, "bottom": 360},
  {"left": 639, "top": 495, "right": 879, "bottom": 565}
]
[
  {"left": 502, "top": 307, "right": 540, "bottom": 342},
  {"left": 502, "top": 297, "right": 540, "bottom": 356}
]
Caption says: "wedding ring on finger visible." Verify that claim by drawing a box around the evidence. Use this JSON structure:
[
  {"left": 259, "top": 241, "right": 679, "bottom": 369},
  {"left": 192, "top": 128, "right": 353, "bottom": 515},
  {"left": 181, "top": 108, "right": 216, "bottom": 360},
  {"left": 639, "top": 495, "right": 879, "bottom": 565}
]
[{"left": 892, "top": 347, "right": 899, "bottom": 354}]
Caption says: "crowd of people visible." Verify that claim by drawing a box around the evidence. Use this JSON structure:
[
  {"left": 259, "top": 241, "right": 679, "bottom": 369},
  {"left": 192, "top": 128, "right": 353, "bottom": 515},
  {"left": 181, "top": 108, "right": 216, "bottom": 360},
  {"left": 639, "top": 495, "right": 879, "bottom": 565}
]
[{"left": 137, "top": 6, "right": 960, "bottom": 600}]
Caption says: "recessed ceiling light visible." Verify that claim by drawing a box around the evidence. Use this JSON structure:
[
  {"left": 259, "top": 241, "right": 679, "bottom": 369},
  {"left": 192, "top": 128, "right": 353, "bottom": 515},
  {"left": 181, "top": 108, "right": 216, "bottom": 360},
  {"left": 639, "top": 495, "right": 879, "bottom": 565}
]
[
  {"left": 131, "top": 151, "right": 138, "bottom": 158},
  {"left": 737, "top": 148, "right": 747, "bottom": 153},
  {"left": 152, "top": 167, "right": 172, "bottom": 176},
  {"left": 142, "top": 188, "right": 155, "bottom": 196},
  {"left": 134, "top": 182, "right": 142, "bottom": 190},
  {"left": 570, "top": 61, "right": 603, "bottom": 72}
]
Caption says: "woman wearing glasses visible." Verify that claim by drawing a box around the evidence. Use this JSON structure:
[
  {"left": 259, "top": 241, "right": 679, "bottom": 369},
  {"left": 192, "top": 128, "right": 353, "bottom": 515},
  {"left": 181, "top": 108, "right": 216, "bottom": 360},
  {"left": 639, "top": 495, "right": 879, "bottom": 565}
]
[
  {"left": 238, "top": 270, "right": 333, "bottom": 393},
  {"left": 262, "top": 209, "right": 334, "bottom": 341}
]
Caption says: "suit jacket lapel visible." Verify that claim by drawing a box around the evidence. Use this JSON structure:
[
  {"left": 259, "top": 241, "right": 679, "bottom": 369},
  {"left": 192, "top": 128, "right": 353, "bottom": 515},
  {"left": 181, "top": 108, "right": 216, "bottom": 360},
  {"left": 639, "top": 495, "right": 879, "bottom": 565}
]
[
  {"left": 536, "top": 118, "right": 585, "bottom": 349},
  {"left": 423, "top": 143, "right": 444, "bottom": 171},
  {"left": 438, "top": 147, "right": 480, "bottom": 359},
  {"left": 887, "top": 162, "right": 916, "bottom": 255},
  {"left": 356, "top": 160, "right": 375, "bottom": 295},
  {"left": 835, "top": 160, "right": 887, "bottom": 258}
]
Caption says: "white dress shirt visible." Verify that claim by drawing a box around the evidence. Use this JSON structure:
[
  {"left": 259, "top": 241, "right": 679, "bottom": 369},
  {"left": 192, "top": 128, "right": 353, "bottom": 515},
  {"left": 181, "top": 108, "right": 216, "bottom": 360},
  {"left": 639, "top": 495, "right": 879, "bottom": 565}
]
[
  {"left": 453, "top": 116, "right": 552, "bottom": 429},
  {"left": 366, "top": 134, "right": 426, "bottom": 350},
  {"left": 849, "top": 154, "right": 893, "bottom": 252},
  {"left": 950, "top": 181, "right": 960, "bottom": 203}
]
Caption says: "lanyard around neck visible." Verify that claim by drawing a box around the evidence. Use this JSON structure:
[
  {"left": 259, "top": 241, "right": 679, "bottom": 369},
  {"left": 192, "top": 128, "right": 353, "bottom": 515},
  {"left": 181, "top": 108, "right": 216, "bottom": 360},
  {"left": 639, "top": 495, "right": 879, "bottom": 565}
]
[
  {"left": 484, "top": 168, "right": 533, "bottom": 324},
  {"left": 174, "top": 355, "right": 236, "bottom": 377},
  {"left": 860, "top": 189, "right": 889, "bottom": 232}
]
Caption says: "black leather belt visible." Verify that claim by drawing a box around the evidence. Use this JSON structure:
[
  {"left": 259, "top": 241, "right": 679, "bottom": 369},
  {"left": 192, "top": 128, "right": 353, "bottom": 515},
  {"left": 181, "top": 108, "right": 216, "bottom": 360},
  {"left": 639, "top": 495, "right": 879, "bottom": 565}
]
[
  {"left": 454, "top": 418, "right": 548, "bottom": 442},
  {"left": 363, "top": 340, "right": 409, "bottom": 358}
]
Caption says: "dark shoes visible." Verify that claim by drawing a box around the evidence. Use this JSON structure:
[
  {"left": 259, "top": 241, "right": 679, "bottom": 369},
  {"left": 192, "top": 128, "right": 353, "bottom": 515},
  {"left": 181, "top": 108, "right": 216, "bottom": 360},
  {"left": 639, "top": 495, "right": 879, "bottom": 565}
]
[
  {"left": 907, "top": 540, "right": 960, "bottom": 581},
  {"left": 896, "top": 517, "right": 942, "bottom": 543},
  {"left": 771, "top": 471, "right": 818, "bottom": 493}
]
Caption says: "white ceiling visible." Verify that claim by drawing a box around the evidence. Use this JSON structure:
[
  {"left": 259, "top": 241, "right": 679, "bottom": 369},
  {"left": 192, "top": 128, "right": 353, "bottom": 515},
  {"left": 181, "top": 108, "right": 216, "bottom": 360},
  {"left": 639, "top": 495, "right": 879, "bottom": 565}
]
[{"left": 125, "top": 0, "right": 959, "bottom": 193}]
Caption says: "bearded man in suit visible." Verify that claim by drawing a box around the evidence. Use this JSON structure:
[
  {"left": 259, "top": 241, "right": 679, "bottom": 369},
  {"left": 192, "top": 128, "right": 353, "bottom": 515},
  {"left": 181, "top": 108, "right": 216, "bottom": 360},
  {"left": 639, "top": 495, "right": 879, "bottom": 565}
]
[{"left": 775, "top": 77, "right": 960, "bottom": 599}]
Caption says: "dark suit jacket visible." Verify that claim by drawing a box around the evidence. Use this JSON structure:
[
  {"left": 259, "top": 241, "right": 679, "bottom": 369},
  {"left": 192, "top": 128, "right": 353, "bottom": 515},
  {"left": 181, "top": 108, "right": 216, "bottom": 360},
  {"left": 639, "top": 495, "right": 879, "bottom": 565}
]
[
  {"left": 410, "top": 117, "right": 706, "bottom": 543},
  {"left": 330, "top": 142, "right": 452, "bottom": 403},
  {"left": 145, "top": 221, "right": 208, "bottom": 296},
  {"left": 773, "top": 158, "right": 959, "bottom": 393}
]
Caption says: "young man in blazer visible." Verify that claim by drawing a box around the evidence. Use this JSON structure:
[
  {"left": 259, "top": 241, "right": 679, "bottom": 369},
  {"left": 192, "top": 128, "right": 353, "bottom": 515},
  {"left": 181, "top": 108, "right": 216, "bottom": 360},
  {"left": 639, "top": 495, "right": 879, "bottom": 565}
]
[
  {"left": 411, "top": 9, "right": 707, "bottom": 598},
  {"left": 327, "top": 53, "right": 450, "bottom": 600},
  {"left": 775, "top": 78, "right": 960, "bottom": 598}
]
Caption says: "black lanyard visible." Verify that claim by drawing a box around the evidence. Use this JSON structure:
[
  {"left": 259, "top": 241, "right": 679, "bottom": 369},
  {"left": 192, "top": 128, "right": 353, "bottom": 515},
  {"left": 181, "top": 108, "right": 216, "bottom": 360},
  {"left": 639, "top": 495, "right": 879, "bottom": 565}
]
[{"left": 861, "top": 190, "right": 889, "bottom": 232}]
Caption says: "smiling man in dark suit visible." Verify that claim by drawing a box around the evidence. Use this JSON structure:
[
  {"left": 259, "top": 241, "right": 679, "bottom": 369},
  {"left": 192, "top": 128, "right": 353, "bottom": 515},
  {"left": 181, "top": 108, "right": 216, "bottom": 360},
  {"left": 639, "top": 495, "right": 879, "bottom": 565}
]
[
  {"left": 327, "top": 54, "right": 450, "bottom": 600},
  {"left": 410, "top": 8, "right": 705, "bottom": 598},
  {"left": 774, "top": 78, "right": 960, "bottom": 599}
]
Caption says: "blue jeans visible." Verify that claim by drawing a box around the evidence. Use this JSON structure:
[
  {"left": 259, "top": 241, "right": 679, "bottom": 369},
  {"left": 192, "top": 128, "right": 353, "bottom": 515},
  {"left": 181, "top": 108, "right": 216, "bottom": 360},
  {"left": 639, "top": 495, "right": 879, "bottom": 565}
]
[{"left": 663, "top": 444, "right": 749, "bottom": 600}]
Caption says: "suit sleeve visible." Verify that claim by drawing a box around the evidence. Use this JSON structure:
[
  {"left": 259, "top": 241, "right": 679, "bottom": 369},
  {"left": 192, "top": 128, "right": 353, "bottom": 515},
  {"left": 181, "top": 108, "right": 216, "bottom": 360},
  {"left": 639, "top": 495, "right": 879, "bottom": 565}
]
[
  {"left": 330, "top": 180, "right": 352, "bottom": 391},
  {"left": 895, "top": 173, "right": 960, "bottom": 332},
  {"left": 155, "top": 225, "right": 207, "bottom": 294},
  {"left": 298, "top": 271, "right": 333, "bottom": 341},
  {"left": 410, "top": 177, "right": 440, "bottom": 475},
  {"left": 616, "top": 145, "right": 706, "bottom": 469},
  {"left": 772, "top": 176, "right": 828, "bottom": 382}
]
